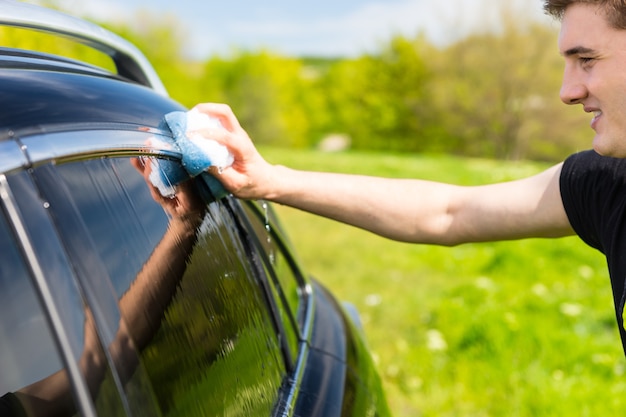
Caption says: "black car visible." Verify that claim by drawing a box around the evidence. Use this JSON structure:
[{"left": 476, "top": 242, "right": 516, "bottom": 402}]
[{"left": 0, "top": 2, "right": 390, "bottom": 417}]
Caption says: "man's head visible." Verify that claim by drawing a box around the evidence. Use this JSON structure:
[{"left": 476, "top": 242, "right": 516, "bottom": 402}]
[
  {"left": 554, "top": 1, "right": 626, "bottom": 157},
  {"left": 544, "top": 0, "right": 626, "bottom": 29}
]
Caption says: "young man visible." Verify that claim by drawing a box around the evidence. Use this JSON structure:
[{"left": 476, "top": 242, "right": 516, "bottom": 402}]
[{"left": 192, "top": 1, "right": 626, "bottom": 356}]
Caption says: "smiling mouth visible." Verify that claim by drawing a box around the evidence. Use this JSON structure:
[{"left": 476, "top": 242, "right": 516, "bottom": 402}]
[{"left": 590, "top": 110, "right": 602, "bottom": 128}]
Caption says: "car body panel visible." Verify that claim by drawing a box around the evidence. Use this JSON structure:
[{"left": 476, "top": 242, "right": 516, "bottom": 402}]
[{"left": 0, "top": 59, "right": 181, "bottom": 141}]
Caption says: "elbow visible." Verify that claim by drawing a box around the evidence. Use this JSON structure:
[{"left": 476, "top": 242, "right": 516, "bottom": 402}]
[
  {"left": 396, "top": 229, "right": 464, "bottom": 247},
  {"left": 407, "top": 213, "right": 465, "bottom": 247}
]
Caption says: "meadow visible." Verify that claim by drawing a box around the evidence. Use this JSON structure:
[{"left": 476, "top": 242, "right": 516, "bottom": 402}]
[{"left": 260, "top": 146, "right": 626, "bottom": 417}]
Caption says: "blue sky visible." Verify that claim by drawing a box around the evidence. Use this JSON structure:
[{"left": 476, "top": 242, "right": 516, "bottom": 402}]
[{"left": 32, "top": 0, "right": 552, "bottom": 58}]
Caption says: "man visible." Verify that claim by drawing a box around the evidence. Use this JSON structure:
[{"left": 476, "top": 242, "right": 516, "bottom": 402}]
[{"left": 191, "top": 0, "right": 626, "bottom": 356}]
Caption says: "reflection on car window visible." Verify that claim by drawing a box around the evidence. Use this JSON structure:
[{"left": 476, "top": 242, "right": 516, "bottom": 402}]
[
  {"left": 242, "top": 201, "right": 306, "bottom": 327},
  {"left": 53, "top": 156, "right": 286, "bottom": 416},
  {"left": 239, "top": 201, "right": 306, "bottom": 359},
  {"left": 0, "top": 208, "right": 74, "bottom": 416}
]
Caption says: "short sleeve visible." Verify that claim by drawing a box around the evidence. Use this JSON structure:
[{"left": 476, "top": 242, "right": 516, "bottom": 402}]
[{"left": 560, "top": 150, "right": 626, "bottom": 253}]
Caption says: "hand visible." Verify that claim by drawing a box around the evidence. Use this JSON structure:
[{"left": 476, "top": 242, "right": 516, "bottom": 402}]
[
  {"left": 191, "top": 103, "right": 278, "bottom": 200},
  {"left": 130, "top": 157, "right": 205, "bottom": 221}
]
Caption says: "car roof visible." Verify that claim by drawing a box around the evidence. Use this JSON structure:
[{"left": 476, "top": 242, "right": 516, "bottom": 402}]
[
  {"left": 0, "top": 3, "right": 185, "bottom": 175},
  {"left": 0, "top": 48, "right": 184, "bottom": 140}
]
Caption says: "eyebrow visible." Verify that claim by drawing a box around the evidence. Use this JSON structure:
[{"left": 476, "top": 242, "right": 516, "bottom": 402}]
[{"left": 562, "top": 46, "right": 596, "bottom": 57}]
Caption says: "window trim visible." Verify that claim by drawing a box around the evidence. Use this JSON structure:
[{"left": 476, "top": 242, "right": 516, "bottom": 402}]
[
  {"left": 227, "top": 198, "right": 300, "bottom": 369},
  {"left": 20, "top": 127, "right": 179, "bottom": 168},
  {"left": 273, "top": 291, "right": 316, "bottom": 417},
  {"left": 0, "top": 140, "right": 28, "bottom": 175}
]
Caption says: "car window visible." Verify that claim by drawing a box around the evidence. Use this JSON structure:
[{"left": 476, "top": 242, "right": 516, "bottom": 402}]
[
  {"left": 238, "top": 201, "right": 307, "bottom": 354},
  {"left": 1, "top": 171, "right": 132, "bottom": 417},
  {"left": 0, "top": 211, "right": 71, "bottom": 415},
  {"left": 46, "top": 155, "right": 287, "bottom": 417}
]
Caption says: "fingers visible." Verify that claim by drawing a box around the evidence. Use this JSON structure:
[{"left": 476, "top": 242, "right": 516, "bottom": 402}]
[
  {"left": 130, "top": 157, "right": 172, "bottom": 207},
  {"left": 192, "top": 103, "right": 243, "bottom": 132},
  {"left": 189, "top": 102, "right": 252, "bottom": 152},
  {"left": 188, "top": 102, "right": 273, "bottom": 200},
  {"left": 187, "top": 120, "right": 253, "bottom": 162}
]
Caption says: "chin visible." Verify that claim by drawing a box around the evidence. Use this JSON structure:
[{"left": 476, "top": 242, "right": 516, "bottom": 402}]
[{"left": 592, "top": 138, "right": 626, "bottom": 158}]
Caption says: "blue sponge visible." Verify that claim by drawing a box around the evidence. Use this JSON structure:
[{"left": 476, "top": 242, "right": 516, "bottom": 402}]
[
  {"left": 147, "top": 109, "right": 234, "bottom": 200},
  {"left": 164, "top": 109, "right": 234, "bottom": 176}
]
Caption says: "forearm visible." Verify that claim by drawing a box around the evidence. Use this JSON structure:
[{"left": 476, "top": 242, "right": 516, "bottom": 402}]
[
  {"left": 264, "top": 166, "right": 461, "bottom": 244},
  {"left": 119, "top": 214, "right": 201, "bottom": 348},
  {"left": 261, "top": 164, "right": 573, "bottom": 245}
]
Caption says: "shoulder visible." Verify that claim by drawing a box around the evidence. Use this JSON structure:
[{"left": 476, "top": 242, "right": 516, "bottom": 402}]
[
  {"left": 562, "top": 149, "right": 626, "bottom": 180},
  {"left": 560, "top": 150, "right": 626, "bottom": 252}
]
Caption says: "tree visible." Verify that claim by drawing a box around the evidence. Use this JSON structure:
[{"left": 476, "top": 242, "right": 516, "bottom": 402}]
[
  {"left": 429, "top": 4, "right": 589, "bottom": 160},
  {"left": 320, "top": 36, "right": 434, "bottom": 151},
  {"left": 99, "top": 13, "right": 198, "bottom": 105},
  {"left": 201, "top": 50, "right": 311, "bottom": 147}
]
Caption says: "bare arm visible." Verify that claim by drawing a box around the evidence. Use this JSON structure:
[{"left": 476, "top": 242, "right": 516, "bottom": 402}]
[
  {"left": 260, "top": 163, "right": 572, "bottom": 245},
  {"left": 193, "top": 103, "right": 574, "bottom": 246}
]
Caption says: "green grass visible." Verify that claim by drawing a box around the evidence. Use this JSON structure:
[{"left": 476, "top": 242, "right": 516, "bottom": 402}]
[{"left": 259, "top": 146, "right": 626, "bottom": 417}]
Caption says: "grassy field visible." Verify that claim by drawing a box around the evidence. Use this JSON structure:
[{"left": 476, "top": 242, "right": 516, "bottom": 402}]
[{"left": 259, "top": 146, "right": 626, "bottom": 417}]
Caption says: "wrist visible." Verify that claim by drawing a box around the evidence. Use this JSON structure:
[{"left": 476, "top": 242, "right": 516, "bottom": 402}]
[
  {"left": 169, "top": 211, "right": 204, "bottom": 235},
  {"left": 263, "top": 164, "right": 292, "bottom": 201}
]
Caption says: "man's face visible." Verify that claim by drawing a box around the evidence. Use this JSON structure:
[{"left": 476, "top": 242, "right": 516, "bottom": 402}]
[{"left": 559, "top": 3, "right": 626, "bottom": 157}]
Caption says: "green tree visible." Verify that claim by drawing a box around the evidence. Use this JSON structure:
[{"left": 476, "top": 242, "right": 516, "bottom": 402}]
[
  {"left": 99, "top": 13, "right": 199, "bottom": 105},
  {"left": 0, "top": 25, "right": 114, "bottom": 70},
  {"left": 201, "top": 50, "right": 311, "bottom": 147},
  {"left": 320, "top": 36, "right": 434, "bottom": 151},
  {"left": 429, "top": 6, "right": 589, "bottom": 160},
  {"left": 17, "top": 0, "right": 593, "bottom": 160}
]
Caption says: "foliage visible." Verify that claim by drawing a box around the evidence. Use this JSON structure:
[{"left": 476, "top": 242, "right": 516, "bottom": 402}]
[
  {"left": 261, "top": 146, "right": 624, "bottom": 417},
  {"left": 99, "top": 13, "right": 192, "bottom": 100},
  {"left": 427, "top": 14, "right": 589, "bottom": 161},
  {"left": 317, "top": 36, "right": 435, "bottom": 152},
  {"left": 0, "top": 26, "right": 115, "bottom": 70},
  {"left": 200, "top": 51, "right": 312, "bottom": 147},
  {"left": 10, "top": 3, "right": 593, "bottom": 161}
]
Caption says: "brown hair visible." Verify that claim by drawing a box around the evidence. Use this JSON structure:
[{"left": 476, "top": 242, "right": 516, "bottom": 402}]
[{"left": 543, "top": 0, "right": 626, "bottom": 29}]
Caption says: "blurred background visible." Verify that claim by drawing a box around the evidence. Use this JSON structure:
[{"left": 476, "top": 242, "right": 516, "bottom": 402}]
[
  {"left": 12, "top": 1, "right": 625, "bottom": 416},
  {"left": 21, "top": 0, "right": 587, "bottom": 161}
]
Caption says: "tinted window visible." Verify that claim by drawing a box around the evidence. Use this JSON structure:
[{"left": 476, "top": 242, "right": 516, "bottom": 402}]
[
  {"left": 51, "top": 155, "right": 286, "bottom": 416},
  {"left": 239, "top": 201, "right": 306, "bottom": 354},
  {"left": 1, "top": 171, "right": 131, "bottom": 417},
  {"left": 0, "top": 212, "right": 72, "bottom": 416}
]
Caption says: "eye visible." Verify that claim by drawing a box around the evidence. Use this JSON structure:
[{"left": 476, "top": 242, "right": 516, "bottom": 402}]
[{"left": 579, "top": 56, "right": 595, "bottom": 66}]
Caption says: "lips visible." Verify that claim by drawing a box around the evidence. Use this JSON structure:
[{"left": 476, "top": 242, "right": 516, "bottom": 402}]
[{"left": 588, "top": 109, "right": 602, "bottom": 130}]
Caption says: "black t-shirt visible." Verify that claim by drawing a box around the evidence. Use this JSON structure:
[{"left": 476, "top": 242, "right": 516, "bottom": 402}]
[{"left": 560, "top": 149, "right": 626, "bottom": 355}]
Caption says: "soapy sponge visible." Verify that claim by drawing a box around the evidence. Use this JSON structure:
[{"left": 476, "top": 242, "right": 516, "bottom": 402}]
[
  {"left": 164, "top": 108, "right": 234, "bottom": 176},
  {"left": 148, "top": 108, "right": 234, "bottom": 200}
]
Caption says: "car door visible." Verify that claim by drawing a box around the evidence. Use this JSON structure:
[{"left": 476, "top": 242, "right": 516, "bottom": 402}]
[
  {"left": 0, "top": 168, "right": 137, "bottom": 417},
  {"left": 28, "top": 130, "right": 289, "bottom": 416}
]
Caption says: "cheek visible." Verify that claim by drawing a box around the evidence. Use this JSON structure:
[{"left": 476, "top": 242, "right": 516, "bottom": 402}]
[
  {"left": 592, "top": 72, "right": 626, "bottom": 117},
  {"left": 609, "top": 87, "right": 626, "bottom": 125}
]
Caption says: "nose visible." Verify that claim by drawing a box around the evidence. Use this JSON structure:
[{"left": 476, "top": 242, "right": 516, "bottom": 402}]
[{"left": 560, "top": 66, "right": 587, "bottom": 105}]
